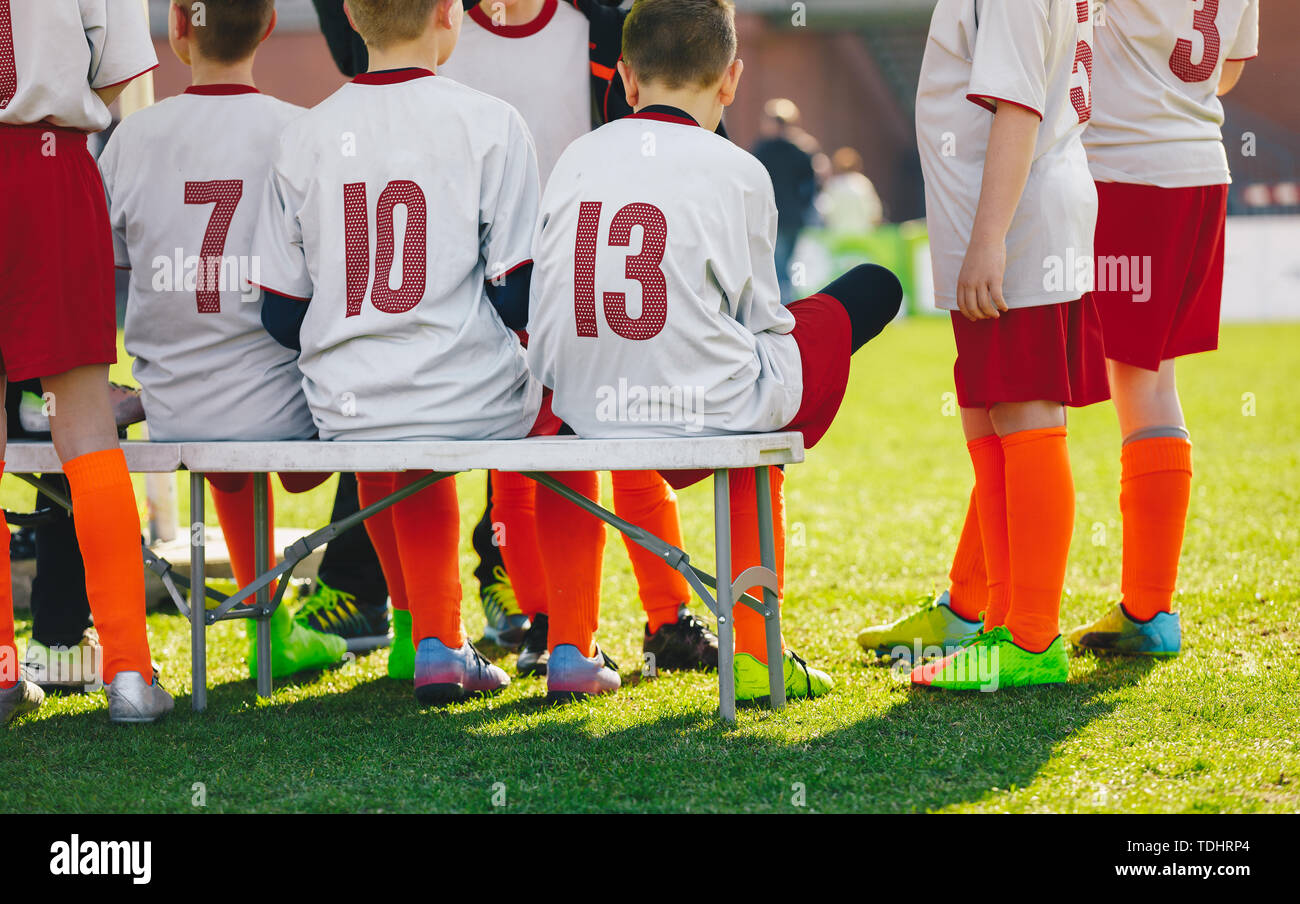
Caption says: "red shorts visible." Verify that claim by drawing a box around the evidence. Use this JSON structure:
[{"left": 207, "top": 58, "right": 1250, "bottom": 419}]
[
  {"left": 0, "top": 125, "right": 118, "bottom": 382},
  {"left": 1093, "top": 181, "right": 1228, "bottom": 371},
  {"left": 950, "top": 296, "right": 1109, "bottom": 408},
  {"left": 660, "top": 293, "right": 852, "bottom": 490},
  {"left": 206, "top": 473, "right": 332, "bottom": 494}
]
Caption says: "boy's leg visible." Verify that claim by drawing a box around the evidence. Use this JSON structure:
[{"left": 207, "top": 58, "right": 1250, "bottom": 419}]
[
  {"left": 535, "top": 471, "right": 619, "bottom": 699},
  {"left": 43, "top": 365, "right": 172, "bottom": 720},
  {"left": 387, "top": 472, "right": 509, "bottom": 704},
  {"left": 356, "top": 473, "right": 416, "bottom": 678},
  {"left": 484, "top": 470, "right": 541, "bottom": 648},
  {"left": 43, "top": 367, "right": 149, "bottom": 681},
  {"left": 611, "top": 469, "right": 718, "bottom": 670},
  {"left": 966, "top": 411, "right": 1011, "bottom": 631},
  {"left": 1069, "top": 360, "right": 1190, "bottom": 655},
  {"left": 946, "top": 490, "right": 988, "bottom": 621},
  {"left": 989, "top": 404, "right": 1073, "bottom": 654},
  {"left": 0, "top": 375, "right": 43, "bottom": 718}
]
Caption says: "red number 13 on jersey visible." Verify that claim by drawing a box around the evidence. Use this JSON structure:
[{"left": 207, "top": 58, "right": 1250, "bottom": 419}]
[{"left": 574, "top": 201, "right": 669, "bottom": 341}]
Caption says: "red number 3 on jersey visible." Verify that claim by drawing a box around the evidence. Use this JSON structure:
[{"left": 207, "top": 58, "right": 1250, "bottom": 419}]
[
  {"left": 573, "top": 201, "right": 669, "bottom": 341},
  {"left": 1169, "top": 0, "right": 1221, "bottom": 83}
]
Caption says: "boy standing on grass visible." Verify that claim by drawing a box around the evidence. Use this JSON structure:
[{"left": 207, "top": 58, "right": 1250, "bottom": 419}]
[
  {"left": 527, "top": 0, "right": 902, "bottom": 704},
  {"left": 1067, "top": 0, "right": 1259, "bottom": 656},
  {"left": 98, "top": 0, "right": 351, "bottom": 683},
  {"left": 903, "top": 0, "right": 1106, "bottom": 691},
  {"left": 1, "top": 0, "right": 172, "bottom": 724}
]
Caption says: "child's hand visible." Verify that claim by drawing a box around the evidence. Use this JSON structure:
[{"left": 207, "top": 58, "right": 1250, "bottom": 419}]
[{"left": 956, "top": 237, "right": 1009, "bottom": 321}]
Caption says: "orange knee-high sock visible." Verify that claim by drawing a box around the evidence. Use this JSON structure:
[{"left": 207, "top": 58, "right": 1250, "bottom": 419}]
[
  {"left": 946, "top": 489, "right": 987, "bottom": 621},
  {"left": 535, "top": 471, "right": 603, "bottom": 655},
  {"left": 729, "top": 468, "right": 786, "bottom": 664},
  {"left": 208, "top": 474, "right": 278, "bottom": 592},
  {"left": 357, "top": 474, "right": 409, "bottom": 612},
  {"left": 1002, "top": 427, "right": 1074, "bottom": 653},
  {"left": 1, "top": 462, "right": 16, "bottom": 689},
  {"left": 968, "top": 435, "right": 1010, "bottom": 629},
  {"left": 389, "top": 472, "right": 462, "bottom": 648},
  {"left": 63, "top": 449, "right": 151, "bottom": 683},
  {"left": 611, "top": 470, "right": 690, "bottom": 633},
  {"left": 490, "top": 471, "right": 548, "bottom": 618},
  {"left": 1119, "top": 436, "right": 1193, "bottom": 620}
]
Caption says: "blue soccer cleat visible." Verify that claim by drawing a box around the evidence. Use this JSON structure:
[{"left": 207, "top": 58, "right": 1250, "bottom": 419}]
[{"left": 1068, "top": 603, "right": 1181, "bottom": 657}]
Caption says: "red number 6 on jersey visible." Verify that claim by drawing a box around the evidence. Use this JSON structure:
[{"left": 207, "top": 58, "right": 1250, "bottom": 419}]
[
  {"left": 1169, "top": 0, "right": 1221, "bottom": 83},
  {"left": 574, "top": 201, "right": 669, "bottom": 341}
]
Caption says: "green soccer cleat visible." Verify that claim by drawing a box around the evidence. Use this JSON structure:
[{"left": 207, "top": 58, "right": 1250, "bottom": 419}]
[
  {"left": 247, "top": 602, "right": 348, "bottom": 681},
  {"left": 1068, "top": 603, "right": 1181, "bottom": 657},
  {"left": 856, "top": 591, "right": 983, "bottom": 660},
  {"left": 388, "top": 607, "right": 416, "bottom": 680},
  {"left": 910, "top": 625, "right": 1067, "bottom": 691},
  {"left": 734, "top": 649, "right": 834, "bottom": 706}
]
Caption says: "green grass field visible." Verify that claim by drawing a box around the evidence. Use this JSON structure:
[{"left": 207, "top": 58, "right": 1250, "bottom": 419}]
[{"left": 2, "top": 318, "right": 1297, "bottom": 813}]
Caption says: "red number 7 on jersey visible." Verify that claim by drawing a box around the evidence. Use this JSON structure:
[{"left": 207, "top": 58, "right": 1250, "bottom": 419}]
[
  {"left": 574, "top": 201, "right": 669, "bottom": 341},
  {"left": 0, "top": 1, "right": 16, "bottom": 109},
  {"left": 184, "top": 180, "right": 244, "bottom": 313}
]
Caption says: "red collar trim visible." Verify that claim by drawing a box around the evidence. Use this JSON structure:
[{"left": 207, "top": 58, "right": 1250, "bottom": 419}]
[
  {"left": 469, "top": 0, "right": 558, "bottom": 38},
  {"left": 184, "top": 84, "right": 260, "bottom": 96},
  {"left": 627, "top": 109, "right": 701, "bottom": 128},
  {"left": 352, "top": 68, "right": 436, "bottom": 85}
]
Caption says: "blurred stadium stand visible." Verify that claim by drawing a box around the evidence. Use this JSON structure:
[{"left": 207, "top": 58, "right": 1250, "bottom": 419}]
[{"left": 140, "top": 0, "right": 1295, "bottom": 223}]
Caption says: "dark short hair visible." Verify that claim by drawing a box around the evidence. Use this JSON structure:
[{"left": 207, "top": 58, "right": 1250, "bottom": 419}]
[
  {"left": 175, "top": 1, "right": 275, "bottom": 64},
  {"left": 623, "top": 0, "right": 737, "bottom": 89}
]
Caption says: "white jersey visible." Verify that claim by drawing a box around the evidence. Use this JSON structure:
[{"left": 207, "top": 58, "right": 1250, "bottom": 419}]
[
  {"left": 437, "top": 0, "right": 589, "bottom": 188},
  {"left": 100, "top": 87, "right": 316, "bottom": 443},
  {"left": 528, "top": 111, "right": 802, "bottom": 439},
  {"left": 1086, "top": 0, "right": 1260, "bottom": 187},
  {"left": 917, "top": 0, "right": 1098, "bottom": 310},
  {"left": 248, "top": 69, "right": 543, "bottom": 442},
  {"left": 0, "top": 0, "right": 156, "bottom": 131}
]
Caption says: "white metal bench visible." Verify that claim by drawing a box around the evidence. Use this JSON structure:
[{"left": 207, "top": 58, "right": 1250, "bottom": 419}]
[{"left": 4, "top": 433, "right": 804, "bottom": 721}]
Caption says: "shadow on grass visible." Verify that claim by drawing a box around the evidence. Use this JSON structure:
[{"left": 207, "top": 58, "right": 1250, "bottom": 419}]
[{"left": 1, "top": 654, "right": 1163, "bottom": 813}]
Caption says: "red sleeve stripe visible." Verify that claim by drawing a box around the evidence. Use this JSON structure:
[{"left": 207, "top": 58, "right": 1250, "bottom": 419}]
[
  {"left": 966, "top": 93, "right": 1043, "bottom": 120},
  {"left": 1225, "top": 54, "right": 1258, "bottom": 61},
  {"left": 98, "top": 63, "right": 160, "bottom": 92},
  {"left": 494, "top": 259, "right": 533, "bottom": 279},
  {"left": 249, "top": 281, "right": 311, "bottom": 301}
]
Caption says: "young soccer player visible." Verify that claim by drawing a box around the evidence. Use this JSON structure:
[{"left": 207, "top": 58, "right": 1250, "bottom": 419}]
[
  {"left": 526, "top": 0, "right": 902, "bottom": 703},
  {"left": 437, "top": 0, "right": 717, "bottom": 678},
  {"left": 311, "top": 0, "right": 719, "bottom": 678},
  {"left": 1067, "top": 0, "right": 1259, "bottom": 656},
  {"left": 250, "top": 0, "right": 533, "bottom": 705},
  {"left": 902, "top": 0, "right": 1105, "bottom": 690},
  {"left": 0, "top": 0, "right": 172, "bottom": 723},
  {"left": 98, "top": 0, "right": 351, "bottom": 682}
]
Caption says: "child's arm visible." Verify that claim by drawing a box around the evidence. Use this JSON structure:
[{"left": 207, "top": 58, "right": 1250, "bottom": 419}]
[
  {"left": 480, "top": 110, "right": 542, "bottom": 328},
  {"left": 1217, "top": 60, "right": 1246, "bottom": 97},
  {"left": 956, "top": 102, "right": 1039, "bottom": 321}
]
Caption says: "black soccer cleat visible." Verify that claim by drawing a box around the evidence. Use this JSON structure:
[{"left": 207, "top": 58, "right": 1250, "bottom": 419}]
[{"left": 642, "top": 606, "right": 719, "bottom": 673}]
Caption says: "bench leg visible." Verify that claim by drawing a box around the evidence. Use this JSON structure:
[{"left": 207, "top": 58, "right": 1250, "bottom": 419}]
[
  {"left": 714, "top": 469, "right": 735, "bottom": 723},
  {"left": 190, "top": 472, "right": 207, "bottom": 713},
  {"left": 756, "top": 466, "right": 785, "bottom": 710},
  {"left": 253, "top": 473, "right": 272, "bottom": 700}
]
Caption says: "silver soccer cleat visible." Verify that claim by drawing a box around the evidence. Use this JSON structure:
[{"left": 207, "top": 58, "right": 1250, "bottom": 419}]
[
  {"left": 106, "top": 671, "right": 174, "bottom": 724},
  {"left": 0, "top": 680, "right": 45, "bottom": 725}
]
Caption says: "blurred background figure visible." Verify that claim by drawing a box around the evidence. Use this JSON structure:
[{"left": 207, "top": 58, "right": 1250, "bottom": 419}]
[
  {"left": 818, "top": 147, "right": 884, "bottom": 236},
  {"left": 752, "top": 98, "right": 819, "bottom": 303}
]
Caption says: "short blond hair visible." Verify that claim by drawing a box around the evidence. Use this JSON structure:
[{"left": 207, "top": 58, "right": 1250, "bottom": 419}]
[{"left": 347, "top": 0, "right": 441, "bottom": 49}]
